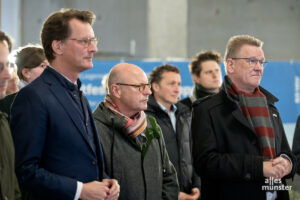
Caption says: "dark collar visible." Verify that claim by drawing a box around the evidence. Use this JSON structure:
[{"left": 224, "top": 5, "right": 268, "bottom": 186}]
[{"left": 47, "top": 66, "right": 81, "bottom": 92}]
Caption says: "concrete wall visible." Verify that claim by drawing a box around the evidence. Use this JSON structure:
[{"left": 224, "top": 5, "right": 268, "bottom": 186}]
[
  {"left": 188, "top": 0, "right": 300, "bottom": 60},
  {"left": 1, "top": 0, "right": 300, "bottom": 60},
  {"left": 21, "top": 0, "right": 147, "bottom": 58},
  {"left": 148, "top": 0, "right": 187, "bottom": 59}
]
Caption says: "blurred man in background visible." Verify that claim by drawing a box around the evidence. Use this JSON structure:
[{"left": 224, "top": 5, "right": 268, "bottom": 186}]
[
  {"left": 180, "top": 50, "right": 222, "bottom": 111},
  {"left": 146, "top": 64, "right": 200, "bottom": 200},
  {"left": 0, "top": 30, "right": 21, "bottom": 200}
]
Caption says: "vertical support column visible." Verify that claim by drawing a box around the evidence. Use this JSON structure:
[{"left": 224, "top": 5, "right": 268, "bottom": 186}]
[
  {"left": 1, "top": 0, "right": 21, "bottom": 49},
  {"left": 147, "top": 0, "right": 187, "bottom": 59}
]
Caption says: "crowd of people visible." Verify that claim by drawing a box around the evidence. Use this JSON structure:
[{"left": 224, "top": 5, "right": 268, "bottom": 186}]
[{"left": 0, "top": 8, "right": 298, "bottom": 200}]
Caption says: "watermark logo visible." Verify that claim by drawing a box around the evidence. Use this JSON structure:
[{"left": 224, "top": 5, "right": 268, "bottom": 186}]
[{"left": 262, "top": 177, "right": 292, "bottom": 191}]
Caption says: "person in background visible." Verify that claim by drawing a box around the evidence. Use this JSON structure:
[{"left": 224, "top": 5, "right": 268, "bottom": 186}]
[
  {"left": 180, "top": 50, "right": 222, "bottom": 111},
  {"left": 16, "top": 45, "right": 49, "bottom": 89},
  {"left": 93, "top": 62, "right": 179, "bottom": 200},
  {"left": 0, "top": 31, "right": 13, "bottom": 99},
  {"left": 146, "top": 64, "right": 201, "bottom": 200},
  {"left": 0, "top": 30, "right": 21, "bottom": 200},
  {"left": 191, "top": 35, "right": 295, "bottom": 200},
  {"left": 0, "top": 45, "right": 48, "bottom": 120},
  {"left": 10, "top": 9, "right": 119, "bottom": 200}
]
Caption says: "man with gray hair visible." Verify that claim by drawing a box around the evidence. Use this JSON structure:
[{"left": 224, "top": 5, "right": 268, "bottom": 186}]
[{"left": 191, "top": 35, "right": 295, "bottom": 200}]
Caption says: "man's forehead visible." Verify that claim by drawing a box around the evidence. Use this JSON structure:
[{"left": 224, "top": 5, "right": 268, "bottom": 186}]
[
  {"left": 0, "top": 41, "right": 9, "bottom": 63},
  {"left": 68, "top": 19, "right": 94, "bottom": 37}
]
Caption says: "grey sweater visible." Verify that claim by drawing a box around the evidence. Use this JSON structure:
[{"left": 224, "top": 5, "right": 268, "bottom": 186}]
[{"left": 93, "top": 103, "right": 179, "bottom": 200}]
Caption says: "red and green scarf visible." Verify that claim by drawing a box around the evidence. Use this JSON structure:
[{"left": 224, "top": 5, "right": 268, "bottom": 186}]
[
  {"left": 103, "top": 94, "right": 147, "bottom": 140},
  {"left": 223, "top": 76, "right": 276, "bottom": 160}
]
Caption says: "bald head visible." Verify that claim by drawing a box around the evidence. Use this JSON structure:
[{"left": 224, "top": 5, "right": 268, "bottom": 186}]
[
  {"left": 108, "top": 63, "right": 146, "bottom": 89},
  {"left": 107, "top": 62, "right": 151, "bottom": 117}
]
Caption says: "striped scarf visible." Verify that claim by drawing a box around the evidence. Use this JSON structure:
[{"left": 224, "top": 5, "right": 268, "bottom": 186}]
[
  {"left": 103, "top": 94, "right": 147, "bottom": 140},
  {"left": 223, "top": 76, "right": 276, "bottom": 160}
]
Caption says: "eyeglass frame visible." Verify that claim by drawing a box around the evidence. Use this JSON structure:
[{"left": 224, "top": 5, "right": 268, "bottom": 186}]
[
  {"left": 231, "top": 57, "right": 268, "bottom": 68},
  {"left": 116, "top": 83, "right": 151, "bottom": 92},
  {"left": 67, "top": 37, "right": 99, "bottom": 48},
  {"left": 0, "top": 61, "right": 16, "bottom": 74}
]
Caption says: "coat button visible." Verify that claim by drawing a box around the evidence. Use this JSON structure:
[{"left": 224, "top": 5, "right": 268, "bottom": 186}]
[
  {"left": 92, "top": 160, "right": 97, "bottom": 165},
  {"left": 245, "top": 173, "right": 251, "bottom": 180}
]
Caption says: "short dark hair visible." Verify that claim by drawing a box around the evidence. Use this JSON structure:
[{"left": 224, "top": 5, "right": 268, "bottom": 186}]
[
  {"left": 14, "top": 45, "right": 46, "bottom": 80},
  {"left": 148, "top": 64, "right": 180, "bottom": 86},
  {"left": 189, "top": 51, "right": 222, "bottom": 76},
  {"left": 0, "top": 30, "right": 13, "bottom": 52},
  {"left": 41, "top": 8, "right": 96, "bottom": 62}
]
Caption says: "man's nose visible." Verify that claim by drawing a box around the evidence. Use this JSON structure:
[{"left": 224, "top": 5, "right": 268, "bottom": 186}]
[
  {"left": 88, "top": 41, "right": 98, "bottom": 53},
  {"left": 1, "top": 65, "right": 11, "bottom": 81}
]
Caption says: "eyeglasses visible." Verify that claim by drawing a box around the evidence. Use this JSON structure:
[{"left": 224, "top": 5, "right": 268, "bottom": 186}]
[
  {"left": 231, "top": 57, "right": 268, "bottom": 68},
  {"left": 0, "top": 62, "right": 16, "bottom": 74},
  {"left": 116, "top": 83, "right": 151, "bottom": 92},
  {"left": 67, "top": 37, "right": 98, "bottom": 48}
]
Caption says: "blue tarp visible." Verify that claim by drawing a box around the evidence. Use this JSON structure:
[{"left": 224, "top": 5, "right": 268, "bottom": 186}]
[{"left": 80, "top": 60, "right": 300, "bottom": 124}]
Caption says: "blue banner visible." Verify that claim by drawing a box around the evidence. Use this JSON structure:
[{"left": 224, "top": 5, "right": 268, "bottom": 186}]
[{"left": 80, "top": 60, "right": 300, "bottom": 124}]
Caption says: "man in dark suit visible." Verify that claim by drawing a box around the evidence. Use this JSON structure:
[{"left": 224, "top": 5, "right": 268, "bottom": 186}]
[
  {"left": 191, "top": 35, "right": 295, "bottom": 200},
  {"left": 10, "top": 9, "right": 119, "bottom": 200}
]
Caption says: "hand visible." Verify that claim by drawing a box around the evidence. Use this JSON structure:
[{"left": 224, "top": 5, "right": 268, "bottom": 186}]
[
  {"left": 80, "top": 181, "right": 110, "bottom": 200},
  {"left": 190, "top": 188, "right": 200, "bottom": 199},
  {"left": 179, "top": 188, "right": 200, "bottom": 200},
  {"left": 272, "top": 156, "right": 292, "bottom": 178},
  {"left": 263, "top": 160, "right": 279, "bottom": 179},
  {"left": 263, "top": 157, "right": 292, "bottom": 179},
  {"left": 102, "top": 179, "right": 120, "bottom": 200}
]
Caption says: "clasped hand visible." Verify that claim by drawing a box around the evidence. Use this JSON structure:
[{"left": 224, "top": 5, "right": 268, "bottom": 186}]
[{"left": 263, "top": 156, "right": 292, "bottom": 179}]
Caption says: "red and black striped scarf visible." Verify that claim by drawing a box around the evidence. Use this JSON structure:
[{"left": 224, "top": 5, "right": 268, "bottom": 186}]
[{"left": 223, "top": 76, "right": 275, "bottom": 160}]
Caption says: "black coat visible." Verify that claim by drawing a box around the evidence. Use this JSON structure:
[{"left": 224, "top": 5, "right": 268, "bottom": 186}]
[
  {"left": 191, "top": 87, "right": 295, "bottom": 200},
  {"left": 146, "top": 95, "right": 201, "bottom": 193},
  {"left": 292, "top": 116, "right": 300, "bottom": 174}
]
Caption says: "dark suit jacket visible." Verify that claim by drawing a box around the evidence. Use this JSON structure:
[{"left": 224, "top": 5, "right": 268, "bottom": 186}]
[
  {"left": 292, "top": 116, "right": 300, "bottom": 174},
  {"left": 10, "top": 67, "right": 108, "bottom": 200},
  {"left": 191, "top": 87, "right": 295, "bottom": 200}
]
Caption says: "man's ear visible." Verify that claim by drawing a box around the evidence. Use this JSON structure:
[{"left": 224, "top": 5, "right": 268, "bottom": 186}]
[
  {"left": 21, "top": 68, "right": 30, "bottom": 80},
  {"left": 52, "top": 40, "right": 64, "bottom": 56},
  {"left": 110, "top": 84, "right": 121, "bottom": 99},
  {"left": 192, "top": 74, "right": 200, "bottom": 84},
  {"left": 152, "top": 82, "right": 160, "bottom": 92},
  {"left": 226, "top": 59, "right": 234, "bottom": 74}
]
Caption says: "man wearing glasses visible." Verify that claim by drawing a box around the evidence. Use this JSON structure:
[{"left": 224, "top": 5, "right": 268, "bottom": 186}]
[
  {"left": 191, "top": 35, "right": 295, "bottom": 200},
  {"left": 10, "top": 9, "right": 119, "bottom": 200},
  {"left": 93, "top": 62, "right": 179, "bottom": 200},
  {"left": 145, "top": 64, "right": 201, "bottom": 200},
  {"left": 0, "top": 30, "right": 21, "bottom": 200}
]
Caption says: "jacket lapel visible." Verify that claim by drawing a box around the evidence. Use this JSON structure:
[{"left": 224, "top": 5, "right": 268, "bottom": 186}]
[
  {"left": 42, "top": 69, "right": 96, "bottom": 154},
  {"left": 232, "top": 108, "right": 255, "bottom": 133}
]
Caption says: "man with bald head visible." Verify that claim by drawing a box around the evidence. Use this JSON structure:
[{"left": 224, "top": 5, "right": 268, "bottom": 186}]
[{"left": 93, "top": 62, "right": 179, "bottom": 200}]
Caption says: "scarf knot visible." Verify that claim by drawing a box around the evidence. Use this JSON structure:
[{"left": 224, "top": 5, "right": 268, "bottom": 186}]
[
  {"left": 223, "top": 76, "right": 276, "bottom": 160},
  {"left": 103, "top": 95, "right": 148, "bottom": 148}
]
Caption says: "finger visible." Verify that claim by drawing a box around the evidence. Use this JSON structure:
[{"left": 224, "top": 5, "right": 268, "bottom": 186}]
[
  {"left": 272, "top": 157, "right": 286, "bottom": 166},
  {"left": 273, "top": 164, "right": 285, "bottom": 178}
]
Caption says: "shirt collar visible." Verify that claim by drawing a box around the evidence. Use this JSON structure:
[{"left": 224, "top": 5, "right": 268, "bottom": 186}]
[
  {"left": 48, "top": 66, "right": 81, "bottom": 91},
  {"left": 157, "top": 101, "right": 177, "bottom": 114}
]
